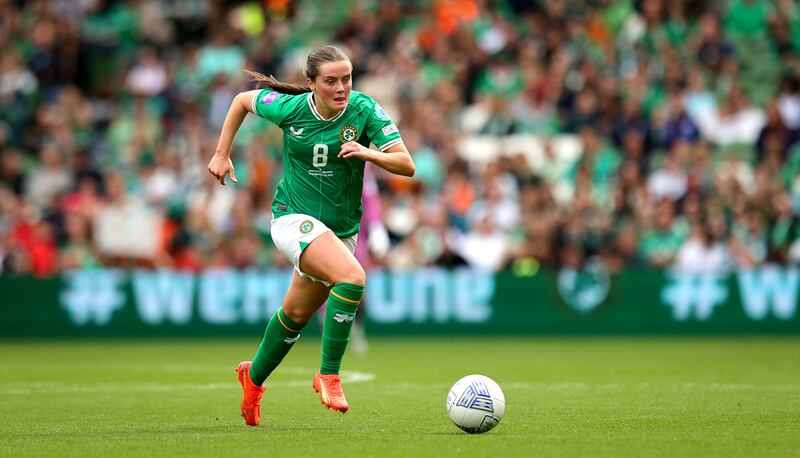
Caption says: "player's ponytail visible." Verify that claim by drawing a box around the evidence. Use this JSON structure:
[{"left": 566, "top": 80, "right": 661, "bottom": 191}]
[
  {"left": 244, "top": 70, "right": 311, "bottom": 95},
  {"left": 245, "top": 45, "right": 351, "bottom": 95}
]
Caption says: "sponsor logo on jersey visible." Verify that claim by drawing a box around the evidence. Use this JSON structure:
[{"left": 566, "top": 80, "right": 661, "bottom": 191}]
[
  {"left": 289, "top": 126, "right": 304, "bottom": 137},
  {"left": 260, "top": 92, "right": 279, "bottom": 105},
  {"left": 339, "top": 124, "right": 359, "bottom": 143},
  {"left": 374, "top": 103, "right": 391, "bottom": 121},
  {"left": 382, "top": 124, "right": 399, "bottom": 136},
  {"left": 299, "top": 220, "right": 314, "bottom": 234}
]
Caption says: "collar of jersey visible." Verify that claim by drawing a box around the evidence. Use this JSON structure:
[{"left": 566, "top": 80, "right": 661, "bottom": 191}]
[{"left": 306, "top": 92, "right": 348, "bottom": 122}]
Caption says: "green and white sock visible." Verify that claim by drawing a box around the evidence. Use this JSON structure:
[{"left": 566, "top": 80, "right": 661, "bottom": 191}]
[
  {"left": 320, "top": 282, "right": 364, "bottom": 375},
  {"left": 250, "top": 307, "right": 305, "bottom": 386}
]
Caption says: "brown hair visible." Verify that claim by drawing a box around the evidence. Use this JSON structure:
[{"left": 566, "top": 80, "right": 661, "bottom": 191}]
[{"left": 244, "top": 45, "right": 351, "bottom": 95}]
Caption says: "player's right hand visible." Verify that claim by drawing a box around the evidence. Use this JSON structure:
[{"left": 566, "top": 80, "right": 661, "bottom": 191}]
[{"left": 207, "top": 153, "right": 238, "bottom": 186}]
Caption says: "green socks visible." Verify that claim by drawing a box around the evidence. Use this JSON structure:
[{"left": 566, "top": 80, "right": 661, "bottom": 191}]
[
  {"left": 250, "top": 307, "right": 305, "bottom": 386},
  {"left": 320, "top": 282, "right": 364, "bottom": 375},
  {"left": 248, "top": 282, "right": 364, "bottom": 384}
]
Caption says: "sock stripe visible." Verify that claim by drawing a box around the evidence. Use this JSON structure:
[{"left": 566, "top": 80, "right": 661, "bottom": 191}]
[
  {"left": 276, "top": 309, "right": 301, "bottom": 333},
  {"left": 329, "top": 290, "right": 360, "bottom": 304}
]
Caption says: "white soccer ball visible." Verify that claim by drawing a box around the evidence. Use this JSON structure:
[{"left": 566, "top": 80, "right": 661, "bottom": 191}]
[{"left": 446, "top": 374, "right": 505, "bottom": 434}]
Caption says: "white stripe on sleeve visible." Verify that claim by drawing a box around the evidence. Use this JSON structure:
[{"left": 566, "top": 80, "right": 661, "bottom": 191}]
[{"left": 378, "top": 138, "right": 404, "bottom": 152}]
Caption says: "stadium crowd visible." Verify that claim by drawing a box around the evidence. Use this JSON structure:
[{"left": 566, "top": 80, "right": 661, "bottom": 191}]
[{"left": 1, "top": 0, "right": 800, "bottom": 277}]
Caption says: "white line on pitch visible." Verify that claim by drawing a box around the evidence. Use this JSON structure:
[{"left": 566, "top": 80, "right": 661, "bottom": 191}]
[{"left": 0, "top": 368, "right": 375, "bottom": 395}]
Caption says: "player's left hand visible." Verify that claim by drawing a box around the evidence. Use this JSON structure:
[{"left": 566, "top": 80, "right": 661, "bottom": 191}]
[{"left": 338, "top": 141, "right": 376, "bottom": 161}]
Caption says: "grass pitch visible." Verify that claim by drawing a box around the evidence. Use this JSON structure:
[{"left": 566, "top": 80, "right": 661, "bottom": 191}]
[{"left": 0, "top": 337, "right": 798, "bottom": 457}]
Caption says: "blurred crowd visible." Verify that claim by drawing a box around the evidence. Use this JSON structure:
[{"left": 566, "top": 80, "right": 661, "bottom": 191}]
[{"left": 1, "top": 0, "right": 800, "bottom": 277}]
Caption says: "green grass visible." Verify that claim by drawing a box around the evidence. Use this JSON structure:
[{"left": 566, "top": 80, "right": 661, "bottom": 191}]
[{"left": 0, "top": 337, "right": 798, "bottom": 457}]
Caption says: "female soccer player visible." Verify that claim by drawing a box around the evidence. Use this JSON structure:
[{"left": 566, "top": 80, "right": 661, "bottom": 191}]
[{"left": 207, "top": 45, "right": 414, "bottom": 427}]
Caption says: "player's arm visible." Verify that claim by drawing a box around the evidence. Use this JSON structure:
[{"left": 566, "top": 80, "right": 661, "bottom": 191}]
[
  {"left": 338, "top": 141, "right": 415, "bottom": 177},
  {"left": 208, "top": 90, "right": 260, "bottom": 185}
]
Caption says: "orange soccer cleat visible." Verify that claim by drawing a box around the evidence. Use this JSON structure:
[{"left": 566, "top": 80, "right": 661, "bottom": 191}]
[
  {"left": 235, "top": 361, "right": 266, "bottom": 426},
  {"left": 312, "top": 372, "right": 349, "bottom": 413}
]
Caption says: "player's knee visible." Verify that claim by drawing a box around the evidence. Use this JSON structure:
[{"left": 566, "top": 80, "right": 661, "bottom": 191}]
[
  {"left": 335, "top": 264, "right": 366, "bottom": 286},
  {"left": 282, "top": 304, "right": 312, "bottom": 325}
]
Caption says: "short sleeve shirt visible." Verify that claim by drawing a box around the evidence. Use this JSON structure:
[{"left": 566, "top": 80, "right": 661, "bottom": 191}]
[{"left": 251, "top": 89, "right": 402, "bottom": 237}]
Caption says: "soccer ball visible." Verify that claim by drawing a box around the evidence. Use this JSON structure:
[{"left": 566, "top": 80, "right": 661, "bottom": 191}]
[{"left": 446, "top": 374, "right": 505, "bottom": 434}]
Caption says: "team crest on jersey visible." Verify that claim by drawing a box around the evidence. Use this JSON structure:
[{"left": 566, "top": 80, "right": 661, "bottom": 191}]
[
  {"left": 339, "top": 124, "right": 359, "bottom": 143},
  {"left": 299, "top": 220, "right": 314, "bottom": 234}
]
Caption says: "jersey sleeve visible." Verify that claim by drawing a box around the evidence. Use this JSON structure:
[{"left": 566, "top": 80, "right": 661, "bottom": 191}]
[
  {"left": 251, "top": 88, "right": 292, "bottom": 126},
  {"left": 363, "top": 100, "right": 403, "bottom": 151}
]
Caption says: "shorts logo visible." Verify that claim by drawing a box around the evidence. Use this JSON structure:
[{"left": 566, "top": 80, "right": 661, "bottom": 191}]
[
  {"left": 260, "top": 92, "right": 279, "bottom": 105},
  {"left": 339, "top": 124, "right": 359, "bottom": 143},
  {"left": 299, "top": 220, "right": 314, "bottom": 234}
]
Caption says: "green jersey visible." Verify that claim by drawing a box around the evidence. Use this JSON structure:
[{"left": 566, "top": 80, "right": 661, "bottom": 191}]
[{"left": 252, "top": 89, "right": 402, "bottom": 238}]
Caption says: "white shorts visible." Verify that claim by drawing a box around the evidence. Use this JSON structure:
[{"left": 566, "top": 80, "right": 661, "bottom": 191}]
[{"left": 270, "top": 213, "right": 358, "bottom": 286}]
